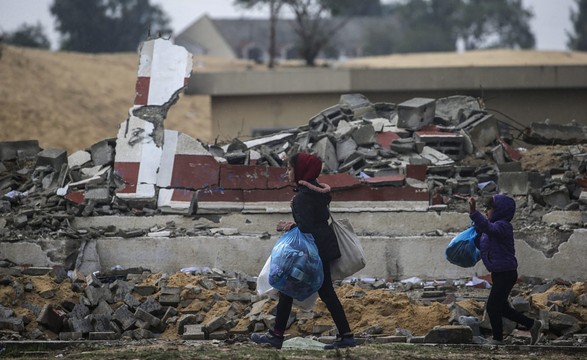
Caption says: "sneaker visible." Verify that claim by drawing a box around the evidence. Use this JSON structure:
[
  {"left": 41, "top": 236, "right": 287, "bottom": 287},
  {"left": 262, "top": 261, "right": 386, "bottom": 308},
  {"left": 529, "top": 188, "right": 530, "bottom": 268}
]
[
  {"left": 483, "top": 338, "right": 505, "bottom": 346},
  {"left": 530, "top": 320, "right": 543, "bottom": 345},
  {"left": 250, "top": 331, "right": 284, "bottom": 349},
  {"left": 324, "top": 335, "right": 356, "bottom": 350}
]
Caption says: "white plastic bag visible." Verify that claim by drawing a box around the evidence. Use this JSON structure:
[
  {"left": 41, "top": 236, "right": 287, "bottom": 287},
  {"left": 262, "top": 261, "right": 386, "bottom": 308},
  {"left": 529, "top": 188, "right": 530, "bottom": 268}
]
[
  {"left": 257, "top": 255, "right": 319, "bottom": 310},
  {"left": 330, "top": 218, "right": 366, "bottom": 280}
]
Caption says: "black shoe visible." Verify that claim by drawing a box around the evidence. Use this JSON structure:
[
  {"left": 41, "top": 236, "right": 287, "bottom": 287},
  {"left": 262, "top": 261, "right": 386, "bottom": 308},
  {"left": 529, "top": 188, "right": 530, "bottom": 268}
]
[
  {"left": 530, "top": 320, "right": 543, "bottom": 345},
  {"left": 250, "top": 331, "right": 284, "bottom": 349},
  {"left": 324, "top": 334, "right": 356, "bottom": 350}
]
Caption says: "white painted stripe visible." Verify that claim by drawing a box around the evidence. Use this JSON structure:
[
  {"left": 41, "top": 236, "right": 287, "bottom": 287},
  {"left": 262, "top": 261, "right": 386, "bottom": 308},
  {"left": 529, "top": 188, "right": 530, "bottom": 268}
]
[
  {"left": 157, "top": 130, "right": 178, "bottom": 187},
  {"left": 157, "top": 188, "right": 174, "bottom": 208},
  {"left": 148, "top": 39, "right": 192, "bottom": 106}
]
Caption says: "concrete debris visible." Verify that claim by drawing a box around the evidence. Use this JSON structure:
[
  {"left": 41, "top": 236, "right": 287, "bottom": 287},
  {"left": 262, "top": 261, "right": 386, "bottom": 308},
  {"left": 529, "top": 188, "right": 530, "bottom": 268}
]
[
  {"left": 523, "top": 121, "right": 587, "bottom": 145},
  {"left": 0, "top": 266, "right": 583, "bottom": 346}
]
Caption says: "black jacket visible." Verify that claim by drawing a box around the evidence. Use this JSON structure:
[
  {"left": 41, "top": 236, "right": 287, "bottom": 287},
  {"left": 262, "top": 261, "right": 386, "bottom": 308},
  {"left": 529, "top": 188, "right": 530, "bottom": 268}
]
[{"left": 291, "top": 181, "right": 341, "bottom": 262}]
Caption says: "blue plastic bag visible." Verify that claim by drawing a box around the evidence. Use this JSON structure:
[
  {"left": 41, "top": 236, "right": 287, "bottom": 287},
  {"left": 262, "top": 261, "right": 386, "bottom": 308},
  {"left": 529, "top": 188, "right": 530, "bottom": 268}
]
[
  {"left": 269, "top": 227, "right": 324, "bottom": 301},
  {"left": 445, "top": 227, "right": 481, "bottom": 268}
]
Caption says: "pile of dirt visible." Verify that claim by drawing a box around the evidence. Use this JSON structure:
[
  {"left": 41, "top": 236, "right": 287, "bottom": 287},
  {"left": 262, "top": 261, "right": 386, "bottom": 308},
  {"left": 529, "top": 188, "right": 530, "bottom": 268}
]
[{"left": 1, "top": 268, "right": 585, "bottom": 344}]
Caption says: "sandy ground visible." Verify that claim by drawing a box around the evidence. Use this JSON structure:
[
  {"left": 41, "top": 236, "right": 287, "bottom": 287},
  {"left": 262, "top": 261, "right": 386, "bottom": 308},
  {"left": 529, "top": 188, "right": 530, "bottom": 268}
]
[{"left": 0, "top": 45, "right": 212, "bottom": 153}]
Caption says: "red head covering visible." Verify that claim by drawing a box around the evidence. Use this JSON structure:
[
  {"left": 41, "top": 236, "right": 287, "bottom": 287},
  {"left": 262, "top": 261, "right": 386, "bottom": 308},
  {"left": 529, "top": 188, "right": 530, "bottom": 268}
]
[{"left": 293, "top": 153, "right": 322, "bottom": 183}]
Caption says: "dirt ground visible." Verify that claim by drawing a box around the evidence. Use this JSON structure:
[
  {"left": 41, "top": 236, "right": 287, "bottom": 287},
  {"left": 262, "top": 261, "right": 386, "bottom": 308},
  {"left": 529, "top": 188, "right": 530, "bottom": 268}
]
[
  {"left": 4, "top": 340, "right": 585, "bottom": 359},
  {"left": 0, "top": 45, "right": 213, "bottom": 153}
]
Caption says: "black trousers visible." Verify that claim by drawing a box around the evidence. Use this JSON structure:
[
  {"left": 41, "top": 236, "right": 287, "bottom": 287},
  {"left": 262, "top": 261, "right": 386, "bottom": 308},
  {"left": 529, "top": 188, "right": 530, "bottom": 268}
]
[
  {"left": 274, "top": 260, "right": 351, "bottom": 335},
  {"left": 487, "top": 270, "right": 535, "bottom": 340}
]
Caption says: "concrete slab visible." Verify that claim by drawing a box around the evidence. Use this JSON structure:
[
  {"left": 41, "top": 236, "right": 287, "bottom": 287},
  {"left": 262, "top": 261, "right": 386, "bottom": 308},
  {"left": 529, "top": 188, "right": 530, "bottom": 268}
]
[{"left": 84, "top": 229, "right": 587, "bottom": 282}]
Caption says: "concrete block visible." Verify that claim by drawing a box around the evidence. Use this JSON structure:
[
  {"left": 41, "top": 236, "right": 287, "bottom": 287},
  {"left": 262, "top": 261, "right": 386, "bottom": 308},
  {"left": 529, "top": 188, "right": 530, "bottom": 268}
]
[
  {"left": 462, "top": 114, "right": 499, "bottom": 150},
  {"left": 36, "top": 148, "right": 68, "bottom": 171},
  {"left": 92, "top": 315, "right": 115, "bottom": 332},
  {"left": 138, "top": 297, "right": 163, "bottom": 314},
  {"left": 68, "top": 150, "right": 92, "bottom": 168},
  {"left": 68, "top": 317, "right": 94, "bottom": 334},
  {"left": 0, "top": 140, "right": 40, "bottom": 161},
  {"left": 420, "top": 146, "right": 455, "bottom": 166},
  {"left": 113, "top": 305, "right": 136, "bottom": 331},
  {"left": 90, "top": 139, "right": 115, "bottom": 166},
  {"left": 397, "top": 97, "right": 435, "bottom": 131},
  {"left": 335, "top": 120, "right": 353, "bottom": 137},
  {"left": 312, "top": 137, "right": 338, "bottom": 172},
  {"left": 183, "top": 324, "right": 206, "bottom": 340},
  {"left": 339, "top": 93, "right": 373, "bottom": 119},
  {"left": 36, "top": 304, "right": 65, "bottom": 333},
  {"left": 351, "top": 124, "right": 376, "bottom": 146},
  {"left": 134, "top": 308, "right": 161, "bottom": 328},
  {"left": 415, "top": 130, "right": 465, "bottom": 160},
  {"left": 542, "top": 211, "right": 583, "bottom": 226},
  {"left": 84, "top": 187, "right": 111, "bottom": 204},
  {"left": 543, "top": 186, "right": 571, "bottom": 209},
  {"left": 85, "top": 286, "right": 113, "bottom": 306},
  {"left": 336, "top": 136, "right": 357, "bottom": 162},
  {"left": 204, "top": 316, "right": 227, "bottom": 334},
  {"left": 523, "top": 122, "right": 587, "bottom": 145},
  {"left": 423, "top": 325, "right": 472, "bottom": 344},
  {"left": 159, "top": 293, "right": 180, "bottom": 306},
  {"left": 498, "top": 172, "right": 529, "bottom": 195},
  {"left": 435, "top": 96, "right": 481, "bottom": 125}
]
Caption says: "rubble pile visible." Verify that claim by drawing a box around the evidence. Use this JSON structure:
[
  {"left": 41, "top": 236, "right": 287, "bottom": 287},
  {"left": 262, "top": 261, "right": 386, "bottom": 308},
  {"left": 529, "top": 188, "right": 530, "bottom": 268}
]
[
  {"left": 1, "top": 94, "right": 586, "bottom": 239},
  {"left": 0, "top": 265, "right": 584, "bottom": 346}
]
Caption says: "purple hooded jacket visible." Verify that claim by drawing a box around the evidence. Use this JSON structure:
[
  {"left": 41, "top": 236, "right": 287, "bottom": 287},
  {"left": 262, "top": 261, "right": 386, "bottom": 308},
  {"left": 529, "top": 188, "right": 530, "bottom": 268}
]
[{"left": 470, "top": 194, "right": 518, "bottom": 273}]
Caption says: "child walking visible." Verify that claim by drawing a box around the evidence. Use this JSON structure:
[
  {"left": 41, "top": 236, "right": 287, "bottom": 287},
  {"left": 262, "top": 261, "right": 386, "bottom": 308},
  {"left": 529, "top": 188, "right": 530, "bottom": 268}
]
[{"left": 469, "top": 194, "right": 543, "bottom": 345}]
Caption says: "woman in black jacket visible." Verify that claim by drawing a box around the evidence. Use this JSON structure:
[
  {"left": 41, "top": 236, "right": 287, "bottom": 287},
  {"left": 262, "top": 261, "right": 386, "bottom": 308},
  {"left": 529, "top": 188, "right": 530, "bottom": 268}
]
[{"left": 251, "top": 152, "right": 355, "bottom": 350}]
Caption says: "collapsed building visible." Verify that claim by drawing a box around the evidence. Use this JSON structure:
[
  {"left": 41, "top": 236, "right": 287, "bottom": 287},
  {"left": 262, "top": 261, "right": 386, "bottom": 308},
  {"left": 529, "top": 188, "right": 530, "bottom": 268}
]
[{"left": 0, "top": 38, "right": 586, "bottom": 346}]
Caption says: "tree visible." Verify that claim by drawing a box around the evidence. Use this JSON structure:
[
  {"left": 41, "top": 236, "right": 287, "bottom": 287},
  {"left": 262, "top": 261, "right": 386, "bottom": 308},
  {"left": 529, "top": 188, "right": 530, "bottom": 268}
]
[
  {"left": 459, "top": 0, "right": 535, "bottom": 50},
  {"left": 4, "top": 22, "right": 51, "bottom": 49},
  {"left": 235, "top": 0, "right": 286, "bottom": 68},
  {"left": 50, "top": 0, "right": 171, "bottom": 53},
  {"left": 390, "top": 0, "right": 461, "bottom": 53},
  {"left": 323, "top": 0, "right": 383, "bottom": 17},
  {"left": 568, "top": 0, "right": 587, "bottom": 51},
  {"left": 236, "top": 0, "right": 381, "bottom": 66}
]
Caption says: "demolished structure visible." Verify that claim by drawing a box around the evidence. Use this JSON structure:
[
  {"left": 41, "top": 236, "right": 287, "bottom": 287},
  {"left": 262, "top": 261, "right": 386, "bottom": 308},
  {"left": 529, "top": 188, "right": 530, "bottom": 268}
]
[{"left": 0, "top": 38, "right": 586, "bottom": 346}]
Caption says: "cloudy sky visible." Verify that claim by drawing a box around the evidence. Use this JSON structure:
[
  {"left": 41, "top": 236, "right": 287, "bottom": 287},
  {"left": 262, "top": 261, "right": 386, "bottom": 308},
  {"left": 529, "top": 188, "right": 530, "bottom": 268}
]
[{"left": 0, "top": 0, "right": 577, "bottom": 51}]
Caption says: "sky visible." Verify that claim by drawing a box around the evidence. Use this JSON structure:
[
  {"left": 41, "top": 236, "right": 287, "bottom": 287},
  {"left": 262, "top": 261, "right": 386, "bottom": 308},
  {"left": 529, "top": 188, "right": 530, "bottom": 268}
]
[{"left": 0, "top": 0, "right": 578, "bottom": 52}]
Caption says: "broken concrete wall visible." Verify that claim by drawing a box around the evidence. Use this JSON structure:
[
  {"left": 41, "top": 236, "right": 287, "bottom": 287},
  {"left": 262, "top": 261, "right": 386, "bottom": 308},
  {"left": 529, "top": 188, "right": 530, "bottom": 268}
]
[{"left": 114, "top": 38, "right": 193, "bottom": 207}]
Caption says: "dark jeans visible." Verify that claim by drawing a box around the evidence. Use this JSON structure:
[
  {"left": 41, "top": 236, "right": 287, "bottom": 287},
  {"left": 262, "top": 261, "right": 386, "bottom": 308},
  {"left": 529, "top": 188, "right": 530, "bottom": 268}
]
[
  {"left": 274, "top": 260, "right": 351, "bottom": 336},
  {"left": 487, "top": 270, "right": 535, "bottom": 340}
]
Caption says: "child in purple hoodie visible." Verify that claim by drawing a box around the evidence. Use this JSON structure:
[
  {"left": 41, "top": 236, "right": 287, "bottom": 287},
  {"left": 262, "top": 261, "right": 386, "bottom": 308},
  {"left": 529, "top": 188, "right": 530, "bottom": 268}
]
[{"left": 469, "top": 194, "right": 543, "bottom": 345}]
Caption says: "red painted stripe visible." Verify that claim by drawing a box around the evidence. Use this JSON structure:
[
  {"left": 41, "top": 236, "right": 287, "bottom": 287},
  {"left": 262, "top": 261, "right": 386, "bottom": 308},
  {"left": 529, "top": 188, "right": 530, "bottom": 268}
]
[
  {"left": 171, "top": 154, "right": 220, "bottom": 189},
  {"left": 114, "top": 162, "right": 140, "bottom": 193},
  {"left": 134, "top": 76, "right": 150, "bottom": 105}
]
